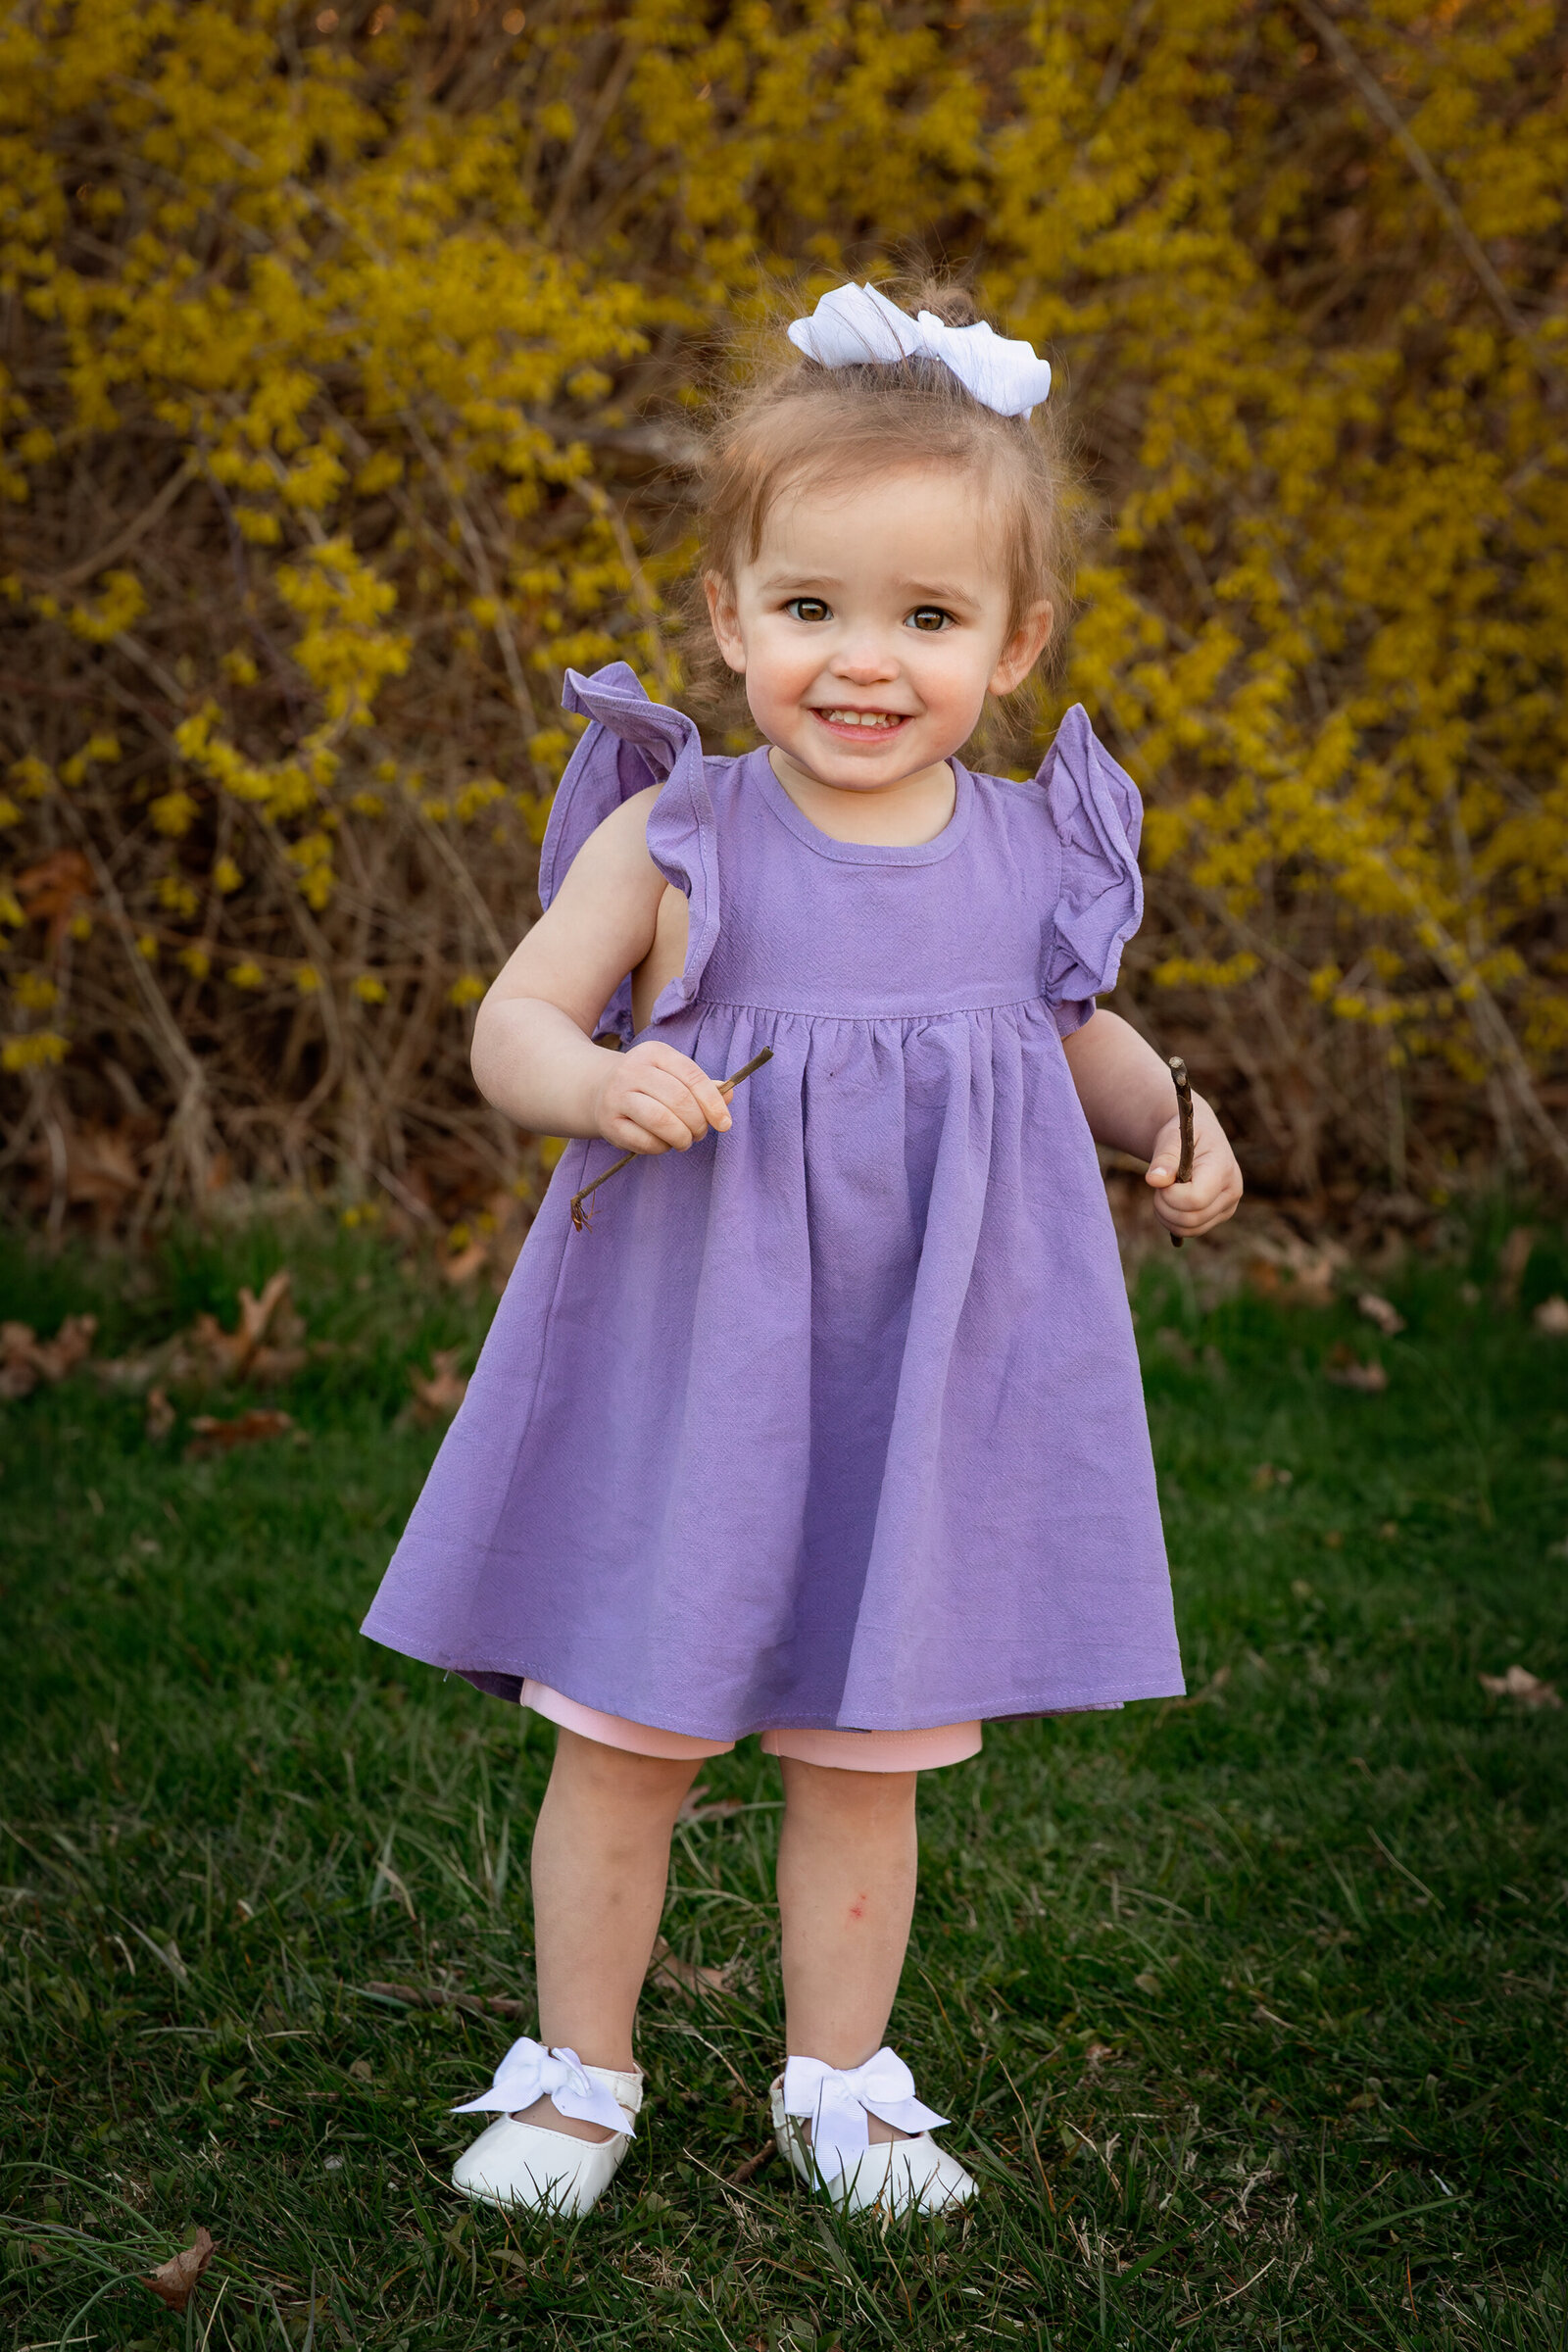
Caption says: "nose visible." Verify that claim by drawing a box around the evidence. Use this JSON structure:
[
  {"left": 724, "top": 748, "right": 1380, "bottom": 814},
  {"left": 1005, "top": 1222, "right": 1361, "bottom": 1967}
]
[{"left": 828, "top": 639, "right": 900, "bottom": 684}]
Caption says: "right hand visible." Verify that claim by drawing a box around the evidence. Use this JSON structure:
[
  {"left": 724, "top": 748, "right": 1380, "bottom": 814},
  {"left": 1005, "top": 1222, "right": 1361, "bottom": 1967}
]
[{"left": 591, "top": 1041, "right": 733, "bottom": 1156}]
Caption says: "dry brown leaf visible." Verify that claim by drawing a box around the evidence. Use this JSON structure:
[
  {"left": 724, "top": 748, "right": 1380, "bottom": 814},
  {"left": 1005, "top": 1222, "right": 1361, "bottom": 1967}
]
[
  {"left": 186, "top": 1269, "right": 304, "bottom": 1384},
  {"left": 1534, "top": 1296, "right": 1568, "bottom": 1336},
  {"left": 409, "top": 1349, "right": 467, "bottom": 1423},
  {"left": 1271, "top": 1233, "right": 1348, "bottom": 1305},
  {"left": 1169, "top": 1664, "right": 1231, "bottom": 1709},
  {"left": 675, "top": 1782, "right": 745, "bottom": 1826},
  {"left": 441, "top": 1240, "right": 488, "bottom": 1286},
  {"left": 145, "top": 1384, "right": 175, "bottom": 1442},
  {"left": 17, "top": 848, "right": 94, "bottom": 945},
  {"left": 183, "top": 1408, "right": 294, "bottom": 1460},
  {"left": 648, "top": 1935, "right": 741, "bottom": 2001},
  {"left": 364, "top": 1978, "right": 529, "bottom": 2018},
  {"left": 1495, "top": 1224, "right": 1538, "bottom": 1306},
  {"left": 1325, "top": 1345, "right": 1388, "bottom": 1393},
  {"left": 1479, "top": 1664, "right": 1562, "bottom": 1711},
  {"left": 0, "top": 1312, "right": 98, "bottom": 1399},
  {"left": 141, "top": 2225, "right": 215, "bottom": 2313},
  {"left": 1356, "top": 1291, "right": 1406, "bottom": 1337},
  {"left": 24, "top": 1119, "right": 144, "bottom": 1226}
]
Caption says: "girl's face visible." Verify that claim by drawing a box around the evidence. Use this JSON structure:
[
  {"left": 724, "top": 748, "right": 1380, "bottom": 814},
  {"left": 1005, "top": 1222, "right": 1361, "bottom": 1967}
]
[{"left": 706, "top": 466, "right": 1053, "bottom": 795}]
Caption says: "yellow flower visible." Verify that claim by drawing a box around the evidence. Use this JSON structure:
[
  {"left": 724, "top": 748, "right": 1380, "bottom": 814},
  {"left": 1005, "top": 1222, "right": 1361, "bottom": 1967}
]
[
  {"left": 150, "top": 789, "right": 199, "bottom": 838},
  {"left": 2, "top": 1031, "right": 69, "bottom": 1071},
  {"left": 228, "top": 959, "right": 266, "bottom": 989},
  {"left": 352, "top": 972, "right": 388, "bottom": 1004}
]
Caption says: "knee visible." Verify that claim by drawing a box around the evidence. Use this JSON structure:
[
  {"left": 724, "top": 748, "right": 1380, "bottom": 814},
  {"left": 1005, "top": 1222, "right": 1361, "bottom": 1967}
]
[
  {"left": 781, "top": 1759, "right": 918, "bottom": 1829},
  {"left": 553, "top": 1728, "right": 698, "bottom": 1820}
]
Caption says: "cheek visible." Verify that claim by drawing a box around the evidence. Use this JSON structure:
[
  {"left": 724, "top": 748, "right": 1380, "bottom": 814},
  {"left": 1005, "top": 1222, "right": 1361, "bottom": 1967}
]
[
  {"left": 742, "top": 625, "right": 825, "bottom": 705},
  {"left": 907, "top": 637, "right": 996, "bottom": 710}
]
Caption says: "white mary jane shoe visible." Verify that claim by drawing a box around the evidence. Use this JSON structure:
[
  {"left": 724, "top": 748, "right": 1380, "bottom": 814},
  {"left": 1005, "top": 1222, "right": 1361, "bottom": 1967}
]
[
  {"left": 450, "top": 2035, "right": 643, "bottom": 2218},
  {"left": 771, "top": 2048, "right": 975, "bottom": 2218}
]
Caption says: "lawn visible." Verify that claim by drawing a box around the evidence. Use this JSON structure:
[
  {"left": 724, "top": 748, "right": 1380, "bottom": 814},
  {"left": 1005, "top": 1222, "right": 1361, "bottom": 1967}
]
[{"left": 1, "top": 1209, "right": 1565, "bottom": 2350}]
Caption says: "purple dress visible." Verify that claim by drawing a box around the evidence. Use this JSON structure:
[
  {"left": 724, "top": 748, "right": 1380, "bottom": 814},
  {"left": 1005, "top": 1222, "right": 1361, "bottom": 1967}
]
[{"left": 363, "top": 662, "right": 1184, "bottom": 1733}]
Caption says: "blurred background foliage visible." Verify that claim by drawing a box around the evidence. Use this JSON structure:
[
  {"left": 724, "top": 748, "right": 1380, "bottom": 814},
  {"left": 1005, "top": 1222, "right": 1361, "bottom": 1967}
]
[{"left": 2, "top": 0, "right": 1566, "bottom": 1242}]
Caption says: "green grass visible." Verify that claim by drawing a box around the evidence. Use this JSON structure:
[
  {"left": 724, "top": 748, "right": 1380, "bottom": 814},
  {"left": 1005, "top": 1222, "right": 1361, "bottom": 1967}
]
[{"left": 2, "top": 1212, "right": 1566, "bottom": 2350}]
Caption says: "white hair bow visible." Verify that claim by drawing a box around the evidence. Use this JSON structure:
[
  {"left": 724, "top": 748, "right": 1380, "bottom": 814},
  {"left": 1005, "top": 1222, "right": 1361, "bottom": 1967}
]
[
  {"left": 787, "top": 281, "right": 1052, "bottom": 418},
  {"left": 781, "top": 2047, "right": 948, "bottom": 2181},
  {"left": 451, "top": 2035, "right": 632, "bottom": 2135}
]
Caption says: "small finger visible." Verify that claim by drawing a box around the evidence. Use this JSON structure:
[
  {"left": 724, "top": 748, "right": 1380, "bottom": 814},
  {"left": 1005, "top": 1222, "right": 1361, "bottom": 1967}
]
[
  {"left": 624, "top": 1092, "right": 696, "bottom": 1150},
  {"left": 696, "top": 1080, "right": 732, "bottom": 1131},
  {"left": 632, "top": 1072, "right": 709, "bottom": 1141}
]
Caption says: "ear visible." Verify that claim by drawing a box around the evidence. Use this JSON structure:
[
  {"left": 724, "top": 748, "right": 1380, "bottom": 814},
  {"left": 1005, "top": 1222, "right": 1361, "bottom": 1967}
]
[
  {"left": 704, "top": 572, "right": 747, "bottom": 675},
  {"left": 988, "top": 602, "right": 1054, "bottom": 697}
]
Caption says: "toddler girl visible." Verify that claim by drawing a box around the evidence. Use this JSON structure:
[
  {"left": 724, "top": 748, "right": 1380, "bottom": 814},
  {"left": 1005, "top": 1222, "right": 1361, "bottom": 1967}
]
[{"left": 363, "top": 279, "right": 1243, "bottom": 2221}]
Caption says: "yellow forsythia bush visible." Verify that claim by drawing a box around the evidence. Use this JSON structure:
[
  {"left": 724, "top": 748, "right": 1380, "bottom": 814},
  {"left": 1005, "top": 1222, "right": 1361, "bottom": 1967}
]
[{"left": 1, "top": 0, "right": 1565, "bottom": 1228}]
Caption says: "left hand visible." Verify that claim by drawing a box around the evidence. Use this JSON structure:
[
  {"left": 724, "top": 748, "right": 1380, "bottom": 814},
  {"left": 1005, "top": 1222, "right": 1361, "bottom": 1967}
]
[{"left": 1144, "top": 1096, "right": 1243, "bottom": 1239}]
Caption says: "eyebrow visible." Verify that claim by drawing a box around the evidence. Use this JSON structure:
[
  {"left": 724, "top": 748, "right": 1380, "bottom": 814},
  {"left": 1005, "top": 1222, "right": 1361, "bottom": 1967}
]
[{"left": 758, "top": 571, "right": 985, "bottom": 607}]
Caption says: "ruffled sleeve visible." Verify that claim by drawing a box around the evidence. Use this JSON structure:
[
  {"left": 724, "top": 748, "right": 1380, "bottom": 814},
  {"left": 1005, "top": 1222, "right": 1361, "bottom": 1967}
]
[
  {"left": 540, "top": 662, "right": 719, "bottom": 1042},
  {"left": 1037, "top": 704, "right": 1145, "bottom": 1040}
]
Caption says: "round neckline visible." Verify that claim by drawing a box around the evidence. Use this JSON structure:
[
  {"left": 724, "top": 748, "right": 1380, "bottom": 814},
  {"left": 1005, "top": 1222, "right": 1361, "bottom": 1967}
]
[{"left": 752, "top": 747, "right": 976, "bottom": 866}]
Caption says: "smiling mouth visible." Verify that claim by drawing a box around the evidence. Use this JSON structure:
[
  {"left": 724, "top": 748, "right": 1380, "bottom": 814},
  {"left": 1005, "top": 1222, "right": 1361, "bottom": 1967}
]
[{"left": 809, "top": 708, "right": 910, "bottom": 734}]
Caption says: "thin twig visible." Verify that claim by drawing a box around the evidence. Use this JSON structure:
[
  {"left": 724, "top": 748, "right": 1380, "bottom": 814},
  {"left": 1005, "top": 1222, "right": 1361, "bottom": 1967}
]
[
  {"left": 1168, "top": 1054, "right": 1195, "bottom": 1250},
  {"left": 569, "top": 1049, "right": 773, "bottom": 1232}
]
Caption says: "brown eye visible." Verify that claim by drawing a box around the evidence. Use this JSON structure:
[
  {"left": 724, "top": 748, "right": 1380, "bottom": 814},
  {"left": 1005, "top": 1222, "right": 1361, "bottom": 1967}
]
[
  {"left": 786, "top": 597, "right": 831, "bottom": 623},
  {"left": 907, "top": 607, "right": 953, "bottom": 632}
]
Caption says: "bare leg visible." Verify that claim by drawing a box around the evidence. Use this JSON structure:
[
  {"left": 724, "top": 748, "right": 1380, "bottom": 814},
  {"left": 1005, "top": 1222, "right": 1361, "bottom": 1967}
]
[
  {"left": 514, "top": 1727, "right": 702, "bottom": 2143},
  {"left": 776, "top": 1760, "right": 920, "bottom": 2144}
]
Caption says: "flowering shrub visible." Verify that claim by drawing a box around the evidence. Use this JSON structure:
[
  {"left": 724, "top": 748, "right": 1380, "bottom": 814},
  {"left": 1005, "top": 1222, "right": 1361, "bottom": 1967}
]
[{"left": 2, "top": 0, "right": 1564, "bottom": 1229}]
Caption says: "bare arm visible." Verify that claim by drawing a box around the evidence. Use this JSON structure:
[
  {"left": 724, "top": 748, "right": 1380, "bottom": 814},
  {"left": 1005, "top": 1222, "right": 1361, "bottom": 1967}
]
[
  {"left": 1061, "top": 1008, "right": 1243, "bottom": 1239},
  {"left": 471, "top": 788, "right": 731, "bottom": 1155}
]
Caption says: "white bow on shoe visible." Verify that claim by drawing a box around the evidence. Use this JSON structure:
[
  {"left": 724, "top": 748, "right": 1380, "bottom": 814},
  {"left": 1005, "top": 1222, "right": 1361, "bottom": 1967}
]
[
  {"left": 774, "top": 2049, "right": 975, "bottom": 2217},
  {"left": 450, "top": 2036, "right": 643, "bottom": 2217},
  {"left": 451, "top": 2035, "right": 632, "bottom": 2133}
]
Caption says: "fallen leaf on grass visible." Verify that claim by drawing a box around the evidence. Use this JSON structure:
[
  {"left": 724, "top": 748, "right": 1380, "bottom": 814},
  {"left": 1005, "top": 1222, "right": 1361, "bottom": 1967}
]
[
  {"left": 363, "top": 1979, "right": 528, "bottom": 2019},
  {"left": 0, "top": 1312, "right": 98, "bottom": 1399},
  {"left": 647, "top": 1935, "right": 741, "bottom": 2001},
  {"left": 1479, "top": 1665, "right": 1562, "bottom": 1711},
  {"left": 675, "top": 1782, "right": 745, "bottom": 1825},
  {"left": 141, "top": 2225, "right": 214, "bottom": 2313},
  {"left": 408, "top": 1349, "right": 467, "bottom": 1423},
  {"left": 183, "top": 1408, "right": 294, "bottom": 1460},
  {"left": 145, "top": 1384, "right": 174, "bottom": 1442},
  {"left": 187, "top": 1268, "right": 307, "bottom": 1385},
  {"left": 441, "top": 1240, "right": 488, "bottom": 1286},
  {"left": 1325, "top": 1345, "right": 1388, "bottom": 1393},
  {"left": 1166, "top": 1665, "right": 1231, "bottom": 1710},
  {"left": 1534, "top": 1296, "right": 1568, "bottom": 1336},
  {"left": 1495, "top": 1224, "right": 1537, "bottom": 1306},
  {"left": 1249, "top": 1234, "right": 1348, "bottom": 1306},
  {"left": 1356, "top": 1291, "right": 1406, "bottom": 1337}
]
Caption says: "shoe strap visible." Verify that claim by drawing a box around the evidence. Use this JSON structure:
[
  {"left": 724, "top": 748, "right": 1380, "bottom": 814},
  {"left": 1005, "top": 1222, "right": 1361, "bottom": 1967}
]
[{"left": 584, "top": 2062, "right": 643, "bottom": 2119}]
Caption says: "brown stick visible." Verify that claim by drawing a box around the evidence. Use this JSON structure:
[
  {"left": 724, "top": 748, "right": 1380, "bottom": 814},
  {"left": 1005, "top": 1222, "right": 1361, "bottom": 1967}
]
[
  {"left": 1168, "top": 1055, "right": 1195, "bottom": 1249},
  {"left": 569, "top": 1049, "right": 774, "bottom": 1232}
]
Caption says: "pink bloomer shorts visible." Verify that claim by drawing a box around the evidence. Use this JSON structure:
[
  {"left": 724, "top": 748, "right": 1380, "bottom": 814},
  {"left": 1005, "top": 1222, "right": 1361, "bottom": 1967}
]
[{"left": 520, "top": 1681, "right": 982, "bottom": 1773}]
